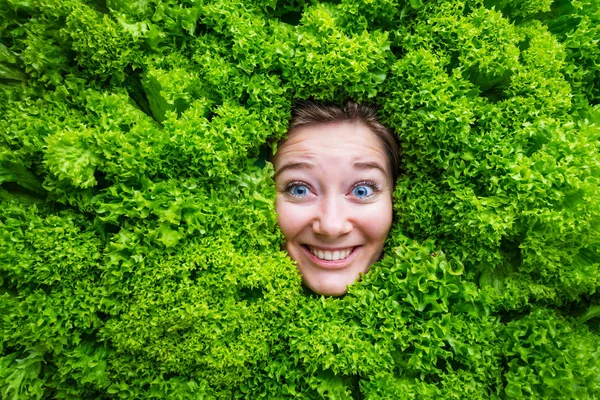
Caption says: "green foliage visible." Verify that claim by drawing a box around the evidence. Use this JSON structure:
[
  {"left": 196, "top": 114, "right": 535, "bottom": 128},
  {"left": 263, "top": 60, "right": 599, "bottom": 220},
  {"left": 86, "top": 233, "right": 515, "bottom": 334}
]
[{"left": 1, "top": 0, "right": 599, "bottom": 398}]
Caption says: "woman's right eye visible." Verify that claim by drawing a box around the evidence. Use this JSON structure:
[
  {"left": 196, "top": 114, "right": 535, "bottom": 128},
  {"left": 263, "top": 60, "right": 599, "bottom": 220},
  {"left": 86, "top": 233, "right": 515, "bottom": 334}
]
[{"left": 286, "top": 183, "right": 311, "bottom": 198}]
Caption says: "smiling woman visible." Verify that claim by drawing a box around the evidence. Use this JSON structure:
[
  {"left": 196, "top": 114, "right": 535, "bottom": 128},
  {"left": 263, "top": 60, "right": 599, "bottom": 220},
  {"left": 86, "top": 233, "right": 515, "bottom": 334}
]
[{"left": 273, "top": 101, "right": 400, "bottom": 296}]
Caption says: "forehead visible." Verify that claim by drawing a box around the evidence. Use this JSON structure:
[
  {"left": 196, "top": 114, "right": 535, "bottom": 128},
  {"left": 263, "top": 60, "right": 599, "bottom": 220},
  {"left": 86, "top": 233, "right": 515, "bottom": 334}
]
[{"left": 274, "top": 121, "right": 389, "bottom": 167}]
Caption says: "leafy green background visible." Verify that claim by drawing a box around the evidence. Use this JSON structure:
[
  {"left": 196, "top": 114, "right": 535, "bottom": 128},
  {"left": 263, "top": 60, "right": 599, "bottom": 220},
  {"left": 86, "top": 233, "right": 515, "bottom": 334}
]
[{"left": 1, "top": 0, "right": 599, "bottom": 398}]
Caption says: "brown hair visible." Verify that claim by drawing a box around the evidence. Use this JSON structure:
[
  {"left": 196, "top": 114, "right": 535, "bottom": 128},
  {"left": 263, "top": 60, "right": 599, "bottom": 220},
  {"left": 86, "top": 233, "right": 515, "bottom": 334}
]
[{"left": 279, "top": 100, "right": 400, "bottom": 184}]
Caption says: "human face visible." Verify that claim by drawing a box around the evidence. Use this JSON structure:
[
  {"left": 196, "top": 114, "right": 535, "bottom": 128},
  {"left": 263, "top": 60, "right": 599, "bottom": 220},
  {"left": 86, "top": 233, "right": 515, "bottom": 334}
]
[{"left": 274, "top": 121, "right": 393, "bottom": 296}]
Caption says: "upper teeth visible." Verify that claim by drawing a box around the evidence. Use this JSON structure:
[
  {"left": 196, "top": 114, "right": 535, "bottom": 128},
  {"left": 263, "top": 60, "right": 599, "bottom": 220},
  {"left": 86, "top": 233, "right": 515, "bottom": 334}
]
[{"left": 308, "top": 247, "right": 353, "bottom": 261}]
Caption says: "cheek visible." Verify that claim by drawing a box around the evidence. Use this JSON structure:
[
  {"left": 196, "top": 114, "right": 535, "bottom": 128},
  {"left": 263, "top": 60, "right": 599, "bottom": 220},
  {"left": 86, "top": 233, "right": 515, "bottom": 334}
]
[
  {"left": 275, "top": 196, "right": 304, "bottom": 240},
  {"left": 359, "top": 198, "right": 393, "bottom": 241}
]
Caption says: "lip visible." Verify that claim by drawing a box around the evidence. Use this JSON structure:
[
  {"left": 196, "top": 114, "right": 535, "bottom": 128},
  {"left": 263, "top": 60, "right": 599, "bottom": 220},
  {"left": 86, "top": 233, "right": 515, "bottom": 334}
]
[
  {"left": 301, "top": 245, "right": 360, "bottom": 270},
  {"left": 305, "top": 245, "right": 355, "bottom": 252}
]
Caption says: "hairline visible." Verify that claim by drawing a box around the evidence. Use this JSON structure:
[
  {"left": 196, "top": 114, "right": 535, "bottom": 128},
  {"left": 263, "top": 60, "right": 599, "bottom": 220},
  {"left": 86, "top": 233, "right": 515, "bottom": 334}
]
[
  {"left": 271, "top": 100, "right": 400, "bottom": 185},
  {"left": 280, "top": 120, "right": 394, "bottom": 183}
]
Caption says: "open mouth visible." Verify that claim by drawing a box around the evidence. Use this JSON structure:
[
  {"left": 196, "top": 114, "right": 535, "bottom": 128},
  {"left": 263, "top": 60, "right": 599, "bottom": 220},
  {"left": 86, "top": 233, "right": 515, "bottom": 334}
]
[
  {"left": 306, "top": 246, "right": 353, "bottom": 261},
  {"left": 301, "top": 245, "right": 359, "bottom": 267}
]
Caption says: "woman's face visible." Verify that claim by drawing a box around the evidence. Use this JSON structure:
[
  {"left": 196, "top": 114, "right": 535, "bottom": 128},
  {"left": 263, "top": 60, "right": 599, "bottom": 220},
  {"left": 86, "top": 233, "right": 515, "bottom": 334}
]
[{"left": 274, "top": 121, "right": 393, "bottom": 296}]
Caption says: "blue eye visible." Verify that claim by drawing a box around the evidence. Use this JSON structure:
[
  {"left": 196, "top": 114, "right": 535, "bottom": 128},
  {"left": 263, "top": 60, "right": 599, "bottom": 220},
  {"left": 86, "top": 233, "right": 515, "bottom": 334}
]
[
  {"left": 353, "top": 185, "right": 374, "bottom": 198},
  {"left": 288, "top": 184, "right": 310, "bottom": 197}
]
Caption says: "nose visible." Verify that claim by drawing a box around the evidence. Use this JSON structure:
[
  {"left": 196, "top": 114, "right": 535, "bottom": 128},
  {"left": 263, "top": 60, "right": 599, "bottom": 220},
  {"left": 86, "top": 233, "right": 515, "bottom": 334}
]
[{"left": 312, "top": 195, "right": 353, "bottom": 238}]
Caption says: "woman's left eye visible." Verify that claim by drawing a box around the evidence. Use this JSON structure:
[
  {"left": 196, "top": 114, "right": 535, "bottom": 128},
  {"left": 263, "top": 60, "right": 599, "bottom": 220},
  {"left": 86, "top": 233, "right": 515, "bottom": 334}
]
[{"left": 352, "top": 185, "right": 374, "bottom": 198}]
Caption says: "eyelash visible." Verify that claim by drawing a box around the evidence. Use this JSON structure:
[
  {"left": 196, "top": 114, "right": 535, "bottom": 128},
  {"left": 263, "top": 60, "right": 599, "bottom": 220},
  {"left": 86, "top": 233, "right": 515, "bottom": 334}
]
[
  {"left": 283, "top": 180, "right": 381, "bottom": 198},
  {"left": 284, "top": 181, "right": 312, "bottom": 198},
  {"left": 355, "top": 180, "right": 381, "bottom": 194}
]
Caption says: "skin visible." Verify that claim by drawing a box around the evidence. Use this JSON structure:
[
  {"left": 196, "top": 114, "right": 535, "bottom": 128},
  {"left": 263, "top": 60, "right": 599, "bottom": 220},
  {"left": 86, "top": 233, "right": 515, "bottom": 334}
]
[{"left": 273, "top": 121, "right": 393, "bottom": 296}]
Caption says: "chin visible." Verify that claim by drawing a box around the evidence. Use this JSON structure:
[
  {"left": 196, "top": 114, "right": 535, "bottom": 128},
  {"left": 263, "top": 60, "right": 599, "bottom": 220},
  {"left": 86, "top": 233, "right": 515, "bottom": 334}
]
[
  {"left": 303, "top": 274, "right": 356, "bottom": 297},
  {"left": 306, "top": 283, "right": 348, "bottom": 296}
]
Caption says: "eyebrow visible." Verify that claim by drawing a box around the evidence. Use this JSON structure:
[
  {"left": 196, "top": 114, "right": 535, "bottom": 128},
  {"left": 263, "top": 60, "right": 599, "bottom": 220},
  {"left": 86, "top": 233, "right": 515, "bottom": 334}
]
[
  {"left": 352, "top": 161, "right": 388, "bottom": 177},
  {"left": 274, "top": 161, "right": 314, "bottom": 178},
  {"left": 274, "top": 161, "right": 388, "bottom": 179}
]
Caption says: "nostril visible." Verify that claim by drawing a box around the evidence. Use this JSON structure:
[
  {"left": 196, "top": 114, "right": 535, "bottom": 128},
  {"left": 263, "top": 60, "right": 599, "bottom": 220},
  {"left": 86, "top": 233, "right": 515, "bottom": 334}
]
[{"left": 312, "top": 216, "right": 353, "bottom": 237}]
